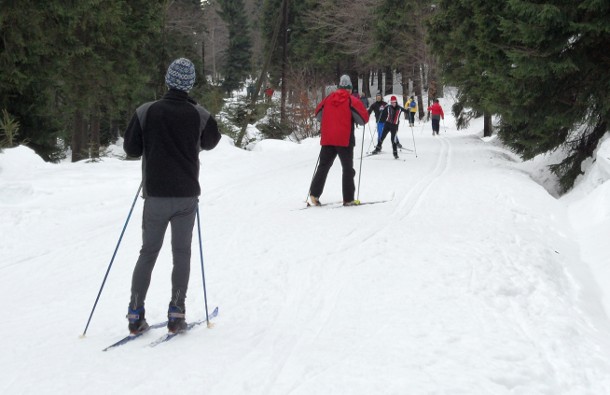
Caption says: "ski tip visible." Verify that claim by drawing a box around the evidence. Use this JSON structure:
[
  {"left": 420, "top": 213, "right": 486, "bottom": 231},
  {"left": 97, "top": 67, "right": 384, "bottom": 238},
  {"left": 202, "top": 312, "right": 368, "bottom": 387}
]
[{"left": 354, "top": 200, "right": 361, "bottom": 205}]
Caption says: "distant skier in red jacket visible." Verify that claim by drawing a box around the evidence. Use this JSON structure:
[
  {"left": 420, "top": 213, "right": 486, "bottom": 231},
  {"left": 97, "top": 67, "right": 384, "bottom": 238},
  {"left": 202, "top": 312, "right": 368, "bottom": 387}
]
[
  {"left": 309, "top": 75, "right": 369, "bottom": 207},
  {"left": 427, "top": 99, "right": 445, "bottom": 136}
]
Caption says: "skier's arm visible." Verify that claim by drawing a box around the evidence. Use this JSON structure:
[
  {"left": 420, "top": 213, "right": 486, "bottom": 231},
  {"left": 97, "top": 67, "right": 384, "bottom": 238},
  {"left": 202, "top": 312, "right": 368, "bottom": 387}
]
[
  {"left": 350, "top": 99, "right": 370, "bottom": 126},
  {"left": 123, "top": 112, "right": 144, "bottom": 158},
  {"left": 379, "top": 106, "right": 389, "bottom": 123},
  {"left": 200, "top": 116, "right": 221, "bottom": 151},
  {"left": 314, "top": 98, "right": 326, "bottom": 121}
]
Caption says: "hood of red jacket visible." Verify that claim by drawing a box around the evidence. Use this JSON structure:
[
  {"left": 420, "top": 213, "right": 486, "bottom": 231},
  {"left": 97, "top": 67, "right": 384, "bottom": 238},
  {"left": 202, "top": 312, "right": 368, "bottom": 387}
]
[{"left": 328, "top": 89, "right": 351, "bottom": 107}]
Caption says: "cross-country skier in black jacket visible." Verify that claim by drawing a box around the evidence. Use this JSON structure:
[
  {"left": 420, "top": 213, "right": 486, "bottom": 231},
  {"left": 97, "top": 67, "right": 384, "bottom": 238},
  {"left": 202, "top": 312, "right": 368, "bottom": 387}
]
[
  {"left": 371, "top": 95, "right": 407, "bottom": 159},
  {"left": 123, "top": 58, "right": 221, "bottom": 335}
]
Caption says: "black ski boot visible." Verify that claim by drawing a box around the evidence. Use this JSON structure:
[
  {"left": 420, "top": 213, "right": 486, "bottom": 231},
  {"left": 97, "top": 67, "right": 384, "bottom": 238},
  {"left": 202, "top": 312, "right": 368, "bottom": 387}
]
[
  {"left": 127, "top": 306, "right": 149, "bottom": 335},
  {"left": 167, "top": 305, "right": 187, "bottom": 333},
  {"left": 393, "top": 152, "right": 399, "bottom": 159}
]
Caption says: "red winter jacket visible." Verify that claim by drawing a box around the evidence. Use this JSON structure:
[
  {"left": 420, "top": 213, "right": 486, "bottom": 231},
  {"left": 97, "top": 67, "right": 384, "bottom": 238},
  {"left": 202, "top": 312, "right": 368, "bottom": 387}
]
[
  {"left": 315, "top": 89, "right": 369, "bottom": 147},
  {"left": 427, "top": 102, "right": 445, "bottom": 119}
]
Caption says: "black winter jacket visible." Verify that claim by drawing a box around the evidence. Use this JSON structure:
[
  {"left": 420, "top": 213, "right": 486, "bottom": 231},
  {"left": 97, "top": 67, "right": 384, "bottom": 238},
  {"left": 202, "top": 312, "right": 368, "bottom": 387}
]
[
  {"left": 367, "top": 100, "right": 387, "bottom": 123},
  {"left": 123, "top": 89, "right": 221, "bottom": 197}
]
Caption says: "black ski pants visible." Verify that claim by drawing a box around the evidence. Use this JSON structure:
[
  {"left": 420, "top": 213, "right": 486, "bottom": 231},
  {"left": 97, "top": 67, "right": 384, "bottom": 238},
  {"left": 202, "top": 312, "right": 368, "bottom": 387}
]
[
  {"left": 431, "top": 116, "right": 441, "bottom": 134},
  {"left": 310, "top": 145, "right": 355, "bottom": 202},
  {"left": 378, "top": 123, "right": 399, "bottom": 154},
  {"left": 130, "top": 197, "right": 198, "bottom": 310}
]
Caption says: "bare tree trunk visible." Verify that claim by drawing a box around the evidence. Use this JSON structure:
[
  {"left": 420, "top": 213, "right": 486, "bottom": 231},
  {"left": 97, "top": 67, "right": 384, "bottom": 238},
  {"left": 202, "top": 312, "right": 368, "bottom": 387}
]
[
  {"left": 349, "top": 71, "right": 358, "bottom": 92},
  {"left": 90, "top": 109, "right": 101, "bottom": 159},
  {"left": 400, "top": 68, "right": 409, "bottom": 104},
  {"left": 377, "top": 69, "right": 382, "bottom": 95},
  {"left": 71, "top": 110, "right": 88, "bottom": 162},
  {"left": 384, "top": 67, "right": 393, "bottom": 95},
  {"left": 280, "top": 0, "right": 289, "bottom": 123},
  {"left": 483, "top": 112, "right": 492, "bottom": 137},
  {"left": 413, "top": 64, "right": 424, "bottom": 120},
  {"left": 363, "top": 71, "right": 371, "bottom": 97}
]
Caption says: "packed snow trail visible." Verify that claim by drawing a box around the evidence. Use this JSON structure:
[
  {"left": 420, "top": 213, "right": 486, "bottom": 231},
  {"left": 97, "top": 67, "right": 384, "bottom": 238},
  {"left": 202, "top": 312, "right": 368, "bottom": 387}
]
[{"left": 1, "top": 113, "right": 610, "bottom": 394}]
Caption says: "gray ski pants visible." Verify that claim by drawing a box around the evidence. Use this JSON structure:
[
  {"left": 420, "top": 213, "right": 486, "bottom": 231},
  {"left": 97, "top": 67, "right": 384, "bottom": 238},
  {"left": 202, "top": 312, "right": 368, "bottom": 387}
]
[{"left": 129, "top": 197, "right": 198, "bottom": 310}]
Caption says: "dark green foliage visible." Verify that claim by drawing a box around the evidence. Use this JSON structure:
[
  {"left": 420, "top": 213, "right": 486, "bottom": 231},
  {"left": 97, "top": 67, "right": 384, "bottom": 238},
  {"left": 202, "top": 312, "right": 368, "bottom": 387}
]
[
  {"left": 429, "top": 0, "right": 610, "bottom": 192},
  {"left": 256, "top": 107, "right": 292, "bottom": 140},
  {"left": 495, "top": 0, "right": 610, "bottom": 190},
  {"left": 217, "top": 0, "right": 253, "bottom": 93}
]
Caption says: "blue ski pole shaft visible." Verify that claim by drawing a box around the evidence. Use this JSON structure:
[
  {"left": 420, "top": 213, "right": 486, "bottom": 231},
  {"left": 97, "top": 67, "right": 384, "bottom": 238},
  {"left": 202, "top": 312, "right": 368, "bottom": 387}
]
[
  {"left": 196, "top": 206, "right": 212, "bottom": 327},
  {"left": 80, "top": 182, "right": 142, "bottom": 338}
]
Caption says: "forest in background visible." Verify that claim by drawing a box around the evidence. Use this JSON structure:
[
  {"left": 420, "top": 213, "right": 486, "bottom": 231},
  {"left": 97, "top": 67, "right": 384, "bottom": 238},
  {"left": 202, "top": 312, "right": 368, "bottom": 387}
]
[{"left": 1, "top": 0, "right": 608, "bottom": 192}]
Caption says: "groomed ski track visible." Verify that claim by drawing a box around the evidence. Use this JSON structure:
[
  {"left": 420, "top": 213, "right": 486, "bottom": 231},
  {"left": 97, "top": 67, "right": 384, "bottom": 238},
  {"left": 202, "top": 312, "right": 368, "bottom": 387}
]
[{"left": 1, "top": 114, "right": 610, "bottom": 394}]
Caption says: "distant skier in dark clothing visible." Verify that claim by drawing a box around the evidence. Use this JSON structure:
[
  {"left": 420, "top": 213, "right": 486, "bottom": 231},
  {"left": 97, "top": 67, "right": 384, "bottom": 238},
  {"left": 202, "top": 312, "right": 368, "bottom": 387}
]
[
  {"left": 368, "top": 93, "right": 387, "bottom": 143},
  {"left": 427, "top": 99, "right": 445, "bottom": 136},
  {"left": 359, "top": 92, "right": 369, "bottom": 109},
  {"left": 372, "top": 96, "right": 408, "bottom": 159},
  {"left": 309, "top": 75, "right": 369, "bottom": 207},
  {"left": 123, "top": 58, "right": 221, "bottom": 335}
]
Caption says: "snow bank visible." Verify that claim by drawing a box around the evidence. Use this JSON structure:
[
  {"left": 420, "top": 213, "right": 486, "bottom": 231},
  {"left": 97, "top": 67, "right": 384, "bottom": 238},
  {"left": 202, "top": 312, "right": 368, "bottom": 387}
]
[
  {"left": 0, "top": 145, "right": 48, "bottom": 176},
  {"left": 0, "top": 146, "right": 51, "bottom": 205},
  {"left": 564, "top": 134, "right": 610, "bottom": 319},
  {"left": 250, "top": 138, "right": 298, "bottom": 152}
]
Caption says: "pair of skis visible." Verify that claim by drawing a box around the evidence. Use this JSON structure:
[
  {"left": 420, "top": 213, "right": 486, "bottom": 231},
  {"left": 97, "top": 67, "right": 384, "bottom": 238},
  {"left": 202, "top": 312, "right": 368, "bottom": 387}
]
[
  {"left": 102, "top": 306, "right": 218, "bottom": 351},
  {"left": 300, "top": 199, "right": 389, "bottom": 210}
]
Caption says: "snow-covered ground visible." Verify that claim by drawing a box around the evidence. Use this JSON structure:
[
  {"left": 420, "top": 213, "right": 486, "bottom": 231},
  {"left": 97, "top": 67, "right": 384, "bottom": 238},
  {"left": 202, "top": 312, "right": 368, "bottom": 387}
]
[{"left": 1, "top": 96, "right": 610, "bottom": 394}]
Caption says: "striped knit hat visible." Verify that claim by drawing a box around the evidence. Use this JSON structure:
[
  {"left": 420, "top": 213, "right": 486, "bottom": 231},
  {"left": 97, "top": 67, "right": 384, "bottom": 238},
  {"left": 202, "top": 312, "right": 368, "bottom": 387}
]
[{"left": 165, "top": 58, "right": 196, "bottom": 92}]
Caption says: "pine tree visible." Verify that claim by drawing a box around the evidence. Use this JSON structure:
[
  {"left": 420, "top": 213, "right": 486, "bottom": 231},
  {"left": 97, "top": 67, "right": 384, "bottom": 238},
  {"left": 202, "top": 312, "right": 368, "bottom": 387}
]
[
  {"left": 494, "top": 0, "right": 610, "bottom": 190},
  {"left": 217, "top": 0, "right": 253, "bottom": 94},
  {"left": 0, "top": 1, "right": 68, "bottom": 160},
  {"left": 428, "top": 0, "right": 509, "bottom": 136}
]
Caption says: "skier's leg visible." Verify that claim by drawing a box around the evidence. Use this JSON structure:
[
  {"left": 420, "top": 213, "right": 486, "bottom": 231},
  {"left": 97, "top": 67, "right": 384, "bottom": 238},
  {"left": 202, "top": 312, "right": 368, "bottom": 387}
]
[
  {"left": 169, "top": 197, "right": 198, "bottom": 309},
  {"left": 130, "top": 197, "right": 171, "bottom": 309},
  {"left": 375, "top": 124, "right": 390, "bottom": 152},
  {"left": 390, "top": 127, "right": 398, "bottom": 156},
  {"left": 337, "top": 146, "right": 356, "bottom": 202},
  {"left": 310, "top": 146, "right": 337, "bottom": 198}
]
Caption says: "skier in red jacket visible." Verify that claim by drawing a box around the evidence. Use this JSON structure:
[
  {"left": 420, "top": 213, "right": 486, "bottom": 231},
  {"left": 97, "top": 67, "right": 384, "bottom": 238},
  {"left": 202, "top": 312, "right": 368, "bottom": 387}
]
[
  {"left": 309, "top": 75, "right": 369, "bottom": 206},
  {"left": 427, "top": 99, "right": 445, "bottom": 136}
]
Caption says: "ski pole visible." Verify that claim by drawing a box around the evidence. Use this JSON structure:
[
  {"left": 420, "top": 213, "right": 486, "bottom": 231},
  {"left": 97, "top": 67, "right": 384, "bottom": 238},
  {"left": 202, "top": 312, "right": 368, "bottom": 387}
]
[
  {"left": 367, "top": 121, "right": 375, "bottom": 142},
  {"left": 411, "top": 126, "right": 418, "bottom": 158},
  {"left": 366, "top": 123, "right": 376, "bottom": 153},
  {"left": 356, "top": 124, "right": 366, "bottom": 201},
  {"left": 305, "top": 152, "right": 321, "bottom": 204},
  {"left": 196, "top": 206, "right": 213, "bottom": 328},
  {"left": 80, "top": 182, "right": 142, "bottom": 338},
  {"left": 443, "top": 119, "right": 447, "bottom": 133}
]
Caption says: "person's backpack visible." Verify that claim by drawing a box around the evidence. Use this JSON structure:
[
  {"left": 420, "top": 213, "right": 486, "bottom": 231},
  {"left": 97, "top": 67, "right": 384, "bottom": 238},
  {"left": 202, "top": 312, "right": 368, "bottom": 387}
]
[{"left": 409, "top": 100, "right": 416, "bottom": 109}]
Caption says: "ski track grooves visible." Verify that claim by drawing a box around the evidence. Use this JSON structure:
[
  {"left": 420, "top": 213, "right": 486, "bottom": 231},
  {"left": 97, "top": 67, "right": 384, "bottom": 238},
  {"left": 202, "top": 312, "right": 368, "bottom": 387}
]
[{"left": 396, "top": 136, "right": 452, "bottom": 219}]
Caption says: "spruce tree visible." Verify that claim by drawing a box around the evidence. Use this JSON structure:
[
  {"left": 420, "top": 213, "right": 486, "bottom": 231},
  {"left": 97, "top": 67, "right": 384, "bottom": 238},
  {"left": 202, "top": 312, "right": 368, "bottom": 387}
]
[
  {"left": 217, "top": 0, "right": 253, "bottom": 94},
  {"left": 494, "top": 0, "right": 610, "bottom": 190},
  {"left": 428, "top": 0, "right": 509, "bottom": 136}
]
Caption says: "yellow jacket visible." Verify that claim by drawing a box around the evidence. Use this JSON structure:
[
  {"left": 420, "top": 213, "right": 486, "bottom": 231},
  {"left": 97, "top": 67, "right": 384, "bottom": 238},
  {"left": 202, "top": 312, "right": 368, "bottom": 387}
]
[{"left": 405, "top": 98, "right": 418, "bottom": 113}]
